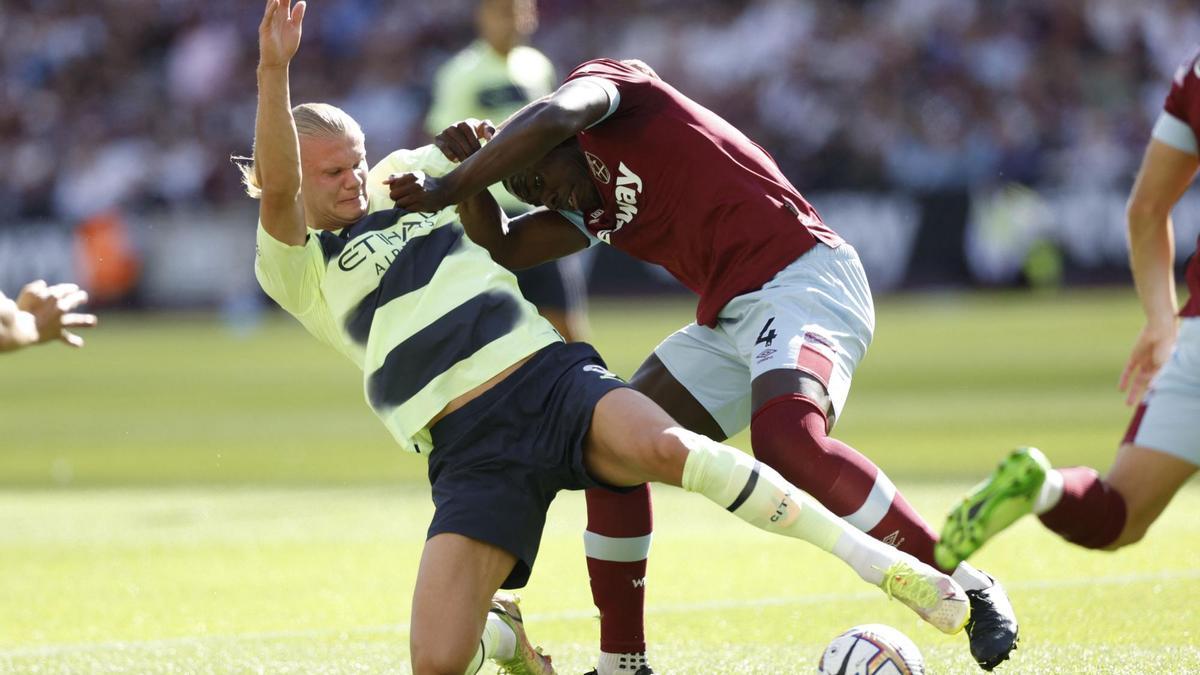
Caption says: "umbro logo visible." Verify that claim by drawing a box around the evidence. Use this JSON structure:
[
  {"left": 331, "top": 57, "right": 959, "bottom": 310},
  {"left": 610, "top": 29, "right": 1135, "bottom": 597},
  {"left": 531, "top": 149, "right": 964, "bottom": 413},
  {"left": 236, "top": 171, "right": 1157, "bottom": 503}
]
[
  {"left": 881, "top": 530, "right": 905, "bottom": 548},
  {"left": 585, "top": 152, "right": 610, "bottom": 184}
]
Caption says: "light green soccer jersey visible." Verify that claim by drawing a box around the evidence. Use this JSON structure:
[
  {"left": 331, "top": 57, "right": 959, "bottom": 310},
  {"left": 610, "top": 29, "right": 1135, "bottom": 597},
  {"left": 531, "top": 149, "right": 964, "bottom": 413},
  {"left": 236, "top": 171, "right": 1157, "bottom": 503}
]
[
  {"left": 426, "top": 40, "right": 556, "bottom": 212},
  {"left": 255, "top": 144, "right": 561, "bottom": 454}
]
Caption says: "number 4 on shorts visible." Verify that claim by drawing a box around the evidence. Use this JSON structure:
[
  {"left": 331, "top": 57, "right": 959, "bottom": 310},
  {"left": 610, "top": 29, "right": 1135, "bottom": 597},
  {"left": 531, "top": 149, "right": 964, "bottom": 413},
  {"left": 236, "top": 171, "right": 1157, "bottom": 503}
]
[{"left": 756, "top": 317, "right": 777, "bottom": 347}]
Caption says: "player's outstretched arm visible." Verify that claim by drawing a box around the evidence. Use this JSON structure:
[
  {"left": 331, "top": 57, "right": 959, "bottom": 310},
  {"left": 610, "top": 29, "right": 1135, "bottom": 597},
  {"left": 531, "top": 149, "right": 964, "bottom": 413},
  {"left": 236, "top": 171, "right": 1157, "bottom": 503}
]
[
  {"left": 391, "top": 79, "right": 611, "bottom": 213},
  {"left": 412, "top": 118, "right": 589, "bottom": 269},
  {"left": 1120, "top": 138, "right": 1198, "bottom": 405},
  {"left": 0, "top": 281, "right": 97, "bottom": 352},
  {"left": 252, "top": 0, "right": 307, "bottom": 246}
]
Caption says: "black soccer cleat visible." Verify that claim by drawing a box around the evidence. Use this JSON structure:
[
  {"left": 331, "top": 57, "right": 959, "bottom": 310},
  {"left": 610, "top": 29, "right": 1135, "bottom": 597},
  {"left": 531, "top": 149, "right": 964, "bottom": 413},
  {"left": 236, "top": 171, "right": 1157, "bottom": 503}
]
[
  {"left": 583, "top": 668, "right": 654, "bottom": 675},
  {"left": 964, "top": 575, "right": 1019, "bottom": 671}
]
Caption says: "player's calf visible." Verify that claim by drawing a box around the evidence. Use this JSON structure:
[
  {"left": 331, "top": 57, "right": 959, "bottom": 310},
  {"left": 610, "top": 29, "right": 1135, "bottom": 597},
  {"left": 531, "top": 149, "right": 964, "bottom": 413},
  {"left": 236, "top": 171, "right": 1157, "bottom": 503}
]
[{"left": 584, "top": 486, "right": 653, "bottom": 674}]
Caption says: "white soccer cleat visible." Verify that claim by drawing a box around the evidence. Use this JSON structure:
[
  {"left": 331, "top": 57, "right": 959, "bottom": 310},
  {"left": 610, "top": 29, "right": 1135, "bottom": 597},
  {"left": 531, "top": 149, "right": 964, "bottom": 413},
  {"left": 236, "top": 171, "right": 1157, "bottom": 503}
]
[{"left": 880, "top": 560, "right": 970, "bottom": 634}]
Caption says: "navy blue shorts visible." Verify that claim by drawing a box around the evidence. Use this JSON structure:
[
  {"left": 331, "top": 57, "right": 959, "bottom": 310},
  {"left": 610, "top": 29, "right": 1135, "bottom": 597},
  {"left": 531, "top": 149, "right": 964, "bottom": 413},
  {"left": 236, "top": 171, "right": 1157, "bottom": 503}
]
[{"left": 426, "top": 341, "right": 631, "bottom": 589}]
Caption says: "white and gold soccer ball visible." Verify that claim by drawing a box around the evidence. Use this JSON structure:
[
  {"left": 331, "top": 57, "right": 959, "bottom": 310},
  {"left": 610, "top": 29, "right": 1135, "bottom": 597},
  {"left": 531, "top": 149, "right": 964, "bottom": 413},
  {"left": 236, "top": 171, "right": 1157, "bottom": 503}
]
[{"left": 816, "top": 624, "right": 925, "bottom": 675}]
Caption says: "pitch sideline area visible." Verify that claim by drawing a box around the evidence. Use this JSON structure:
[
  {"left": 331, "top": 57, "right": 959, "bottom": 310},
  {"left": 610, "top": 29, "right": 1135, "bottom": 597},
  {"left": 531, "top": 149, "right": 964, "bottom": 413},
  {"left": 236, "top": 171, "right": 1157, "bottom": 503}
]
[
  {"left": 2, "top": 484, "right": 1198, "bottom": 673},
  {"left": 3, "top": 292, "right": 1197, "bottom": 671}
]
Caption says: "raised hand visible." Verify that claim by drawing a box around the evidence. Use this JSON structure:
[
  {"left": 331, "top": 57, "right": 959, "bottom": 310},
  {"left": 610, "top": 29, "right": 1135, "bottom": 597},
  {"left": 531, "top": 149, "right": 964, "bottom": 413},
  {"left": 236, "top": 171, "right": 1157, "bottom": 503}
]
[
  {"left": 434, "top": 119, "right": 496, "bottom": 163},
  {"left": 259, "top": 0, "right": 307, "bottom": 69}
]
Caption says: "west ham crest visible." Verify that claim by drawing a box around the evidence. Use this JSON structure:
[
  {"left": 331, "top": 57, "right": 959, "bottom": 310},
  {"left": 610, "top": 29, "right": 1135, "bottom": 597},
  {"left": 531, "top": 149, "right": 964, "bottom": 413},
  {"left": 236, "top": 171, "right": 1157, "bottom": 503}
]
[{"left": 585, "top": 152, "right": 611, "bottom": 184}]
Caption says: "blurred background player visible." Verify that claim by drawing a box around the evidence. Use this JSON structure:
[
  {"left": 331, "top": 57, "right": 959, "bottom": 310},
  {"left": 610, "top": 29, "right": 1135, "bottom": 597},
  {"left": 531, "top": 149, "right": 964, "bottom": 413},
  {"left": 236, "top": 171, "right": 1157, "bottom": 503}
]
[
  {"left": 938, "top": 47, "right": 1200, "bottom": 566},
  {"left": 0, "top": 281, "right": 96, "bottom": 353},
  {"left": 426, "top": 0, "right": 590, "bottom": 342},
  {"left": 394, "top": 59, "right": 1018, "bottom": 672}
]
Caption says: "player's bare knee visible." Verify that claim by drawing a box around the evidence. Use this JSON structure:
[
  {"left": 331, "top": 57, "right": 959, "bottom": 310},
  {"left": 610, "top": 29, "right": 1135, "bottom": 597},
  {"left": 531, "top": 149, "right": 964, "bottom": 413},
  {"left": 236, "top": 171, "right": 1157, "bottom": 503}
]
[{"left": 649, "top": 427, "right": 692, "bottom": 474}]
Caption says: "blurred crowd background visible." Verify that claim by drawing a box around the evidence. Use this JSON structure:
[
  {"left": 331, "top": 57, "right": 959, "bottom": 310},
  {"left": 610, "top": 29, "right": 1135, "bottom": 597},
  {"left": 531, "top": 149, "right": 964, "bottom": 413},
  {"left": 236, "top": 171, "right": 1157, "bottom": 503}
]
[{"left": 2, "top": 0, "right": 1200, "bottom": 302}]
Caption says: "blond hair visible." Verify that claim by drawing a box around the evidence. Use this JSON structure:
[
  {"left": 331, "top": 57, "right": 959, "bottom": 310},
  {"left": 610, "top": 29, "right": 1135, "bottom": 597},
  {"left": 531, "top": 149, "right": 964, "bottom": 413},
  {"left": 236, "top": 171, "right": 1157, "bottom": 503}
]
[{"left": 234, "top": 102, "right": 365, "bottom": 199}]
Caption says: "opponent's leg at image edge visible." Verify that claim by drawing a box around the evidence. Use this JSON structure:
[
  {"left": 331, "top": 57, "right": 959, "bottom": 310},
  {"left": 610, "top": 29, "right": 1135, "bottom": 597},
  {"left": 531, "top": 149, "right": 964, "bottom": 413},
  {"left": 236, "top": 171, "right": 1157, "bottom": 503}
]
[{"left": 936, "top": 446, "right": 1054, "bottom": 569}]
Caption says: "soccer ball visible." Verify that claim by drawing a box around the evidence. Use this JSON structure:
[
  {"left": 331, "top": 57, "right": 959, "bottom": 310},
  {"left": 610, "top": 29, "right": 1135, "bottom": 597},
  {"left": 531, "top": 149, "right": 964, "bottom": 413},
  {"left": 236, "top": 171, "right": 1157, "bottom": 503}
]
[{"left": 816, "top": 624, "right": 925, "bottom": 675}]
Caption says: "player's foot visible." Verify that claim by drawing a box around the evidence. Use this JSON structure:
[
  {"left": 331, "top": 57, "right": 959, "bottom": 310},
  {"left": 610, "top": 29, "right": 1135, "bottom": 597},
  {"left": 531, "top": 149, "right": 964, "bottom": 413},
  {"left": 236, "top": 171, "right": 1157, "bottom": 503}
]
[
  {"left": 491, "top": 592, "right": 556, "bottom": 675},
  {"left": 583, "top": 668, "right": 654, "bottom": 675},
  {"left": 880, "top": 560, "right": 970, "bottom": 634},
  {"left": 964, "top": 574, "right": 1019, "bottom": 671},
  {"left": 936, "top": 447, "right": 1051, "bottom": 569}
]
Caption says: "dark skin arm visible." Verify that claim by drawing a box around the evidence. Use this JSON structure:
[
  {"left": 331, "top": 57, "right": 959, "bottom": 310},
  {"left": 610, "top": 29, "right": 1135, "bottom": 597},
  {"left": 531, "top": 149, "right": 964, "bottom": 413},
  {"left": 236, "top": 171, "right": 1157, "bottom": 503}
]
[
  {"left": 389, "top": 78, "right": 611, "bottom": 213},
  {"left": 419, "top": 118, "right": 590, "bottom": 269}
]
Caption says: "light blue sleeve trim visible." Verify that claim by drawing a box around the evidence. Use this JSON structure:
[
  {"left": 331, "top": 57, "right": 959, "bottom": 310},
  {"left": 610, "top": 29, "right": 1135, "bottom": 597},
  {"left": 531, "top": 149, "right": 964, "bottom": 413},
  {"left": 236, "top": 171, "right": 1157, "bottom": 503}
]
[
  {"left": 556, "top": 209, "right": 601, "bottom": 247},
  {"left": 1152, "top": 112, "right": 1198, "bottom": 156},
  {"left": 571, "top": 76, "right": 621, "bottom": 129}
]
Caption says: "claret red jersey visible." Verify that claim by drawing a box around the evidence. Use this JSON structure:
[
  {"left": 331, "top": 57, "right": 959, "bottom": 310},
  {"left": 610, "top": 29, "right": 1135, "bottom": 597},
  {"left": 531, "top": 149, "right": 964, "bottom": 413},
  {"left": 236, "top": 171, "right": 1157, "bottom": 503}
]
[
  {"left": 1161, "top": 49, "right": 1200, "bottom": 318},
  {"left": 563, "top": 59, "right": 843, "bottom": 327}
]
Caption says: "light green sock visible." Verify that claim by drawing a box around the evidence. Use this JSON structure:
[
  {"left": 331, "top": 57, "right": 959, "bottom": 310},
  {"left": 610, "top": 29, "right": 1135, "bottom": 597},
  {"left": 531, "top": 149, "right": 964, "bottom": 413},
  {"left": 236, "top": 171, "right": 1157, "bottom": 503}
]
[
  {"left": 465, "top": 611, "right": 515, "bottom": 675},
  {"left": 678, "top": 429, "right": 899, "bottom": 585}
]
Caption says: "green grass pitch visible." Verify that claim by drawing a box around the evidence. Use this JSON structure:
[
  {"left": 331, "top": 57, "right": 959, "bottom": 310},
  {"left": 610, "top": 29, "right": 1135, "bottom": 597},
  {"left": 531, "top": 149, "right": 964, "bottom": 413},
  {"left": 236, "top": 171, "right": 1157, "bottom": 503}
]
[{"left": 1, "top": 289, "right": 1198, "bottom": 673}]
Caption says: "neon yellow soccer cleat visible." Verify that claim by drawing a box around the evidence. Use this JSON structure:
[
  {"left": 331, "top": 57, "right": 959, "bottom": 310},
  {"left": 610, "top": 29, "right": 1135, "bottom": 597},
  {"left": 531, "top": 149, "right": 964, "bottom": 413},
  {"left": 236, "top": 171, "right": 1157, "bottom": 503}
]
[
  {"left": 880, "top": 559, "right": 970, "bottom": 634},
  {"left": 936, "top": 446, "right": 1051, "bottom": 570}
]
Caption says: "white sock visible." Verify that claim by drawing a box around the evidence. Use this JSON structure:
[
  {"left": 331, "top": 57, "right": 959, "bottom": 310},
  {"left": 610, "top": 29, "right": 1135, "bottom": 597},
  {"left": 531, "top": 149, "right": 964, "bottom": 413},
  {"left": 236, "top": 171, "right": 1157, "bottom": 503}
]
[
  {"left": 1033, "top": 468, "right": 1064, "bottom": 515},
  {"left": 952, "top": 561, "right": 992, "bottom": 592},
  {"left": 466, "top": 611, "right": 516, "bottom": 674},
  {"left": 597, "top": 651, "right": 649, "bottom": 674},
  {"left": 677, "top": 429, "right": 906, "bottom": 586},
  {"left": 831, "top": 529, "right": 905, "bottom": 586},
  {"left": 487, "top": 610, "right": 517, "bottom": 661}
]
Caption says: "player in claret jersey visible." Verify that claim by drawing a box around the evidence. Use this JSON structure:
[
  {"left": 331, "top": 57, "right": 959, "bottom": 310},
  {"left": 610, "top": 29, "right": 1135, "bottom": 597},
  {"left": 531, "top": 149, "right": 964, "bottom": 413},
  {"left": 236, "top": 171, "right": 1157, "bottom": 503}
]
[
  {"left": 389, "top": 58, "right": 1019, "bottom": 672},
  {"left": 936, "top": 50, "right": 1200, "bottom": 569}
]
